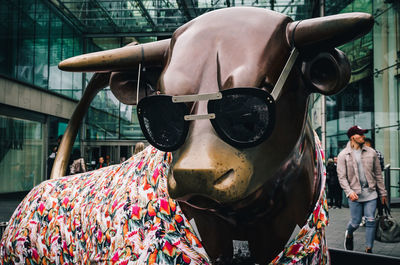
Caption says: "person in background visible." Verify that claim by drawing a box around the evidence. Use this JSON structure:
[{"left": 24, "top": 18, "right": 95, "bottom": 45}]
[
  {"left": 364, "top": 138, "right": 385, "bottom": 217},
  {"left": 326, "top": 156, "right": 342, "bottom": 208},
  {"left": 134, "top": 142, "right": 145, "bottom": 154},
  {"left": 105, "top": 155, "right": 111, "bottom": 166},
  {"left": 69, "top": 148, "right": 87, "bottom": 175},
  {"left": 47, "top": 135, "right": 63, "bottom": 178},
  {"left": 333, "top": 157, "right": 342, "bottom": 208},
  {"left": 326, "top": 158, "right": 335, "bottom": 208},
  {"left": 96, "top": 156, "right": 107, "bottom": 169},
  {"left": 57, "top": 135, "right": 63, "bottom": 146},
  {"left": 364, "top": 138, "right": 384, "bottom": 171},
  {"left": 47, "top": 146, "right": 58, "bottom": 179},
  {"left": 337, "top": 125, "right": 387, "bottom": 254}
]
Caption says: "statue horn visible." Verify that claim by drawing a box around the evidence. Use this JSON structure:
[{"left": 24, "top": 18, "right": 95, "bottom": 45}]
[
  {"left": 58, "top": 39, "right": 170, "bottom": 72},
  {"left": 287, "top": 12, "right": 374, "bottom": 50}
]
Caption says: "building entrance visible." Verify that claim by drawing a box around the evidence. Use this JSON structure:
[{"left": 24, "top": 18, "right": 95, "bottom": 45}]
[{"left": 83, "top": 142, "right": 136, "bottom": 171}]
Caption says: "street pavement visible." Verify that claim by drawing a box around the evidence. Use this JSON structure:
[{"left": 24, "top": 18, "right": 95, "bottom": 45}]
[{"left": 326, "top": 206, "right": 400, "bottom": 257}]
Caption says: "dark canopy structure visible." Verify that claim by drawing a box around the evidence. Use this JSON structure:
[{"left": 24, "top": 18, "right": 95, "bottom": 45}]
[{"left": 48, "top": 0, "right": 324, "bottom": 37}]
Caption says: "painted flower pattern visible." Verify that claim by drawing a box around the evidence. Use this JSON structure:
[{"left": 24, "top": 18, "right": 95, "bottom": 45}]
[
  {"left": 0, "top": 147, "right": 210, "bottom": 264},
  {"left": 1, "top": 134, "right": 328, "bottom": 265}
]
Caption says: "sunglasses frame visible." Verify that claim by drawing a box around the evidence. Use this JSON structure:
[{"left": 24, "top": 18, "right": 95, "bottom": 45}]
[
  {"left": 137, "top": 87, "right": 276, "bottom": 151},
  {"left": 137, "top": 47, "right": 299, "bottom": 152},
  {"left": 137, "top": 94, "right": 190, "bottom": 152},
  {"left": 208, "top": 87, "right": 276, "bottom": 149}
]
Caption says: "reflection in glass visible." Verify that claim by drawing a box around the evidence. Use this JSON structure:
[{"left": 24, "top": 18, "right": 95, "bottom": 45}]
[
  {"left": 0, "top": 115, "right": 43, "bottom": 193},
  {"left": 17, "top": 0, "right": 35, "bottom": 84},
  {"left": 34, "top": 1, "right": 50, "bottom": 88}
]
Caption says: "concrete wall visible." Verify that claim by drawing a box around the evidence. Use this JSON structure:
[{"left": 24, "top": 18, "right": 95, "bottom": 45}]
[{"left": 0, "top": 77, "right": 77, "bottom": 120}]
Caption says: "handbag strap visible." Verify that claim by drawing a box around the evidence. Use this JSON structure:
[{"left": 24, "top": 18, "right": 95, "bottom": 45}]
[{"left": 383, "top": 203, "right": 391, "bottom": 216}]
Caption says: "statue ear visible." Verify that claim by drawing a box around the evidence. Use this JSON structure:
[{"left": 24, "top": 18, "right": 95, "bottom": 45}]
[
  {"left": 110, "top": 66, "right": 161, "bottom": 105},
  {"left": 301, "top": 48, "right": 350, "bottom": 96},
  {"left": 110, "top": 70, "right": 145, "bottom": 105}
]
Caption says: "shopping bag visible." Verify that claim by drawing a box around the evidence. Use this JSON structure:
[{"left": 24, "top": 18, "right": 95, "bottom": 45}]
[{"left": 375, "top": 204, "right": 400, "bottom": 243}]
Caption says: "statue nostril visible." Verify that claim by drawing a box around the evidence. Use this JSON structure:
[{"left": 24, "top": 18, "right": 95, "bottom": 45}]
[{"left": 213, "top": 169, "right": 235, "bottom": 189}]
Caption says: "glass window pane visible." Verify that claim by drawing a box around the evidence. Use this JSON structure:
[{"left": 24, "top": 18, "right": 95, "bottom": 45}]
[
  {"left": 72, "top": 33, "right": 83, "bottom": 100},
  {"left": 48, "top": 14, "right": 62, "bottom": 92},
  {"left": 0, "top": 115, "right": 43, "bottom": 193},
  {"left": 87, "top": 89, "right": 119, "bottom": 140},
  {"left": 60, "top": 23, "right": 73, "bottom": 98},
  {"left": 0, "top": 1, "right": 18, "bottom": 78},
  {"left": 34, "top": 1, "right": 49, "bottom": 88},
  {"left": 120, "top": 104, "right": 145, "bottom": 140},
  {"left": 16, "top": 0, "right": 36, "bottom": 84}
]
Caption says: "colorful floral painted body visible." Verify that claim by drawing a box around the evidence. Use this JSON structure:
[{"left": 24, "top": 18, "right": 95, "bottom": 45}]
[{"left": 1, "top": 142, "right": 328, "bottom": 265}]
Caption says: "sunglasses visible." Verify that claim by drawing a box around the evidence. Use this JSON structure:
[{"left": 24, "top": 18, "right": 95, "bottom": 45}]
[{"left": 137, "top": 48, "right": 299, "bottom": 152}]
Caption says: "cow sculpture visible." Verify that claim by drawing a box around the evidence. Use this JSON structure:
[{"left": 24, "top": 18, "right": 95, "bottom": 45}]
[{"left": 1, "top": 7, "right": 373, "bottom": 265}]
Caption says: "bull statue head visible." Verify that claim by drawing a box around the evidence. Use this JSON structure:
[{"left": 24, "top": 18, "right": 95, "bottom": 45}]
[{"left": 58, "top": 7, "right": 373, "bottom": 263}]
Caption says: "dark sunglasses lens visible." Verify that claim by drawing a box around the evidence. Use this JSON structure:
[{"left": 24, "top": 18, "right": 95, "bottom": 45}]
[
  {"left": 212, "top": 91, "right": 274, "bottom": 147},
  {"left": 137, "top": 96, "right": 188, "bottom": 151}
]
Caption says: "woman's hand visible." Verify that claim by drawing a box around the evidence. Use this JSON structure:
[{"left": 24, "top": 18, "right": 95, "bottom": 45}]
[{"left": 349, "top": 192, "right": 358, "bottom": 201}]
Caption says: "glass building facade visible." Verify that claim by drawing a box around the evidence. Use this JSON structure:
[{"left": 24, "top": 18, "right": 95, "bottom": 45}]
[
  {"left": 0, "top": 0, "right": 83, "bottom": 99},
  {"left": 0, "top": 114, "right": 43, "bottom": 193},
  {"left": 0, "top": 0, "right": 399, "bottom": 203},
  {"left": 312, "top": 0, "right": 400, "bottom": 202},
  {"left": 0, "top": 0, "right": 147, "bottom": 193}
]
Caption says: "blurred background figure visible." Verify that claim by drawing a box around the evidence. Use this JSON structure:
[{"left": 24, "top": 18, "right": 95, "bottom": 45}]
[
  {"left": 326, "top": 157, "right": 342, "bottom": 209},
  {"left": 105, "top": 155, "right": 111, "bottom": 166},
  {"left": 134, "top": 142, "right": 145, "bottom": 155},
  {"left": 47, "top": 146, "right": 58, "bottom": 179},
  {"left": 364, "top": 138, "right": 384, "bottom": 171},
  {"left": 96, "top": 156, "right": 107, "bottom": 169},
  {"left": 364, "top": 138, "right": 385, "bottom": 217},
  {"left": 69, "top": 148, "right": 86, "bottom": 175}
]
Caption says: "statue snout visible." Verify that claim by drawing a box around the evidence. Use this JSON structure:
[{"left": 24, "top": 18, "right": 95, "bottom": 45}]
[{"left": 168, "top": 134, "right": 253, "bottom": 206}]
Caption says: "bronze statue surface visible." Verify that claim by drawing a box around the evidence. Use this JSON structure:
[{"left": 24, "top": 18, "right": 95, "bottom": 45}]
[{"left": 53, "top": 7, "right": 373, "bottom": 263}]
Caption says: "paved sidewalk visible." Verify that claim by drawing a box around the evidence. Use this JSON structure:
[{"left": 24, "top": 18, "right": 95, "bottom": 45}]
[{"left": 326, "top": 206, "right": 400, "bottom": 257}]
